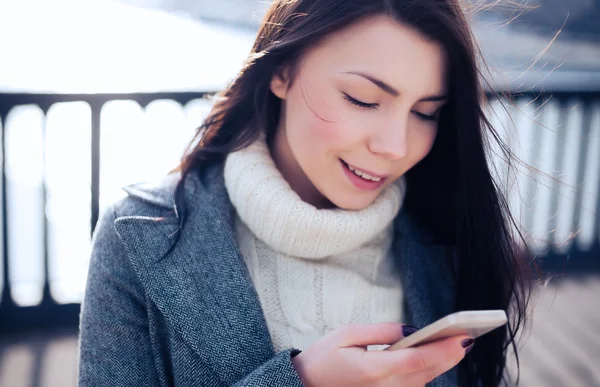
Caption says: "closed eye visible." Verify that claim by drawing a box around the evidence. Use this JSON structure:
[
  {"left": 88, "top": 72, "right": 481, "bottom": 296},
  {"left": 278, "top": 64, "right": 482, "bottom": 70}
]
[
  {"left": 343, "top": 93, "right": 378, "bottom": 110},
  {"left": 412, "top": 111, "right": 437, "bottom": 121}
]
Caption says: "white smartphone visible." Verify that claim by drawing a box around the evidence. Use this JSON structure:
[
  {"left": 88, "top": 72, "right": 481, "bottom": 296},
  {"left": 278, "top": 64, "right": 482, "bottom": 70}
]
[{"left": 385, "top": 310, "right": 508, "bottom": 351}]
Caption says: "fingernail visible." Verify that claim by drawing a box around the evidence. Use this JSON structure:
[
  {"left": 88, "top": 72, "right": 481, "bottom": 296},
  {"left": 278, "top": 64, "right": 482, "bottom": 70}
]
[
  {"left": 402, "top": 325, "right": 419, "bottom": 337},
  {"left": 461, "top": 338, "right": 474, "bottom": 354}
]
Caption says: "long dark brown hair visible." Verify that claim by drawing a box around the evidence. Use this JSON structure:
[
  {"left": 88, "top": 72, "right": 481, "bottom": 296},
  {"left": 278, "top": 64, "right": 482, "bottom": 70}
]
[{"left": 174, "top": 0, "right": 536, "bottom": 385}]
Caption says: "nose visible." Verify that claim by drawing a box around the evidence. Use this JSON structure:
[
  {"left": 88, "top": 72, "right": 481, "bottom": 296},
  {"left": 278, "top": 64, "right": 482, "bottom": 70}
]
[{"left": 367, "top": 114, "right": 408, "bottom": 160}]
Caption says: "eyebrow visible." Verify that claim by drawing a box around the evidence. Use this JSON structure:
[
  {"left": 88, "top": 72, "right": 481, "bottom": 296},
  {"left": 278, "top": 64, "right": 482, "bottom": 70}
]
[{"left": 343, "top": 71, "right": 448, "bottom": 102}]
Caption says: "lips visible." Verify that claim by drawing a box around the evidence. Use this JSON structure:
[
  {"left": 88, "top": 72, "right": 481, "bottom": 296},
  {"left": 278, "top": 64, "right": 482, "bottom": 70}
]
[
  {"left": 340, "top": 159, "right": 388, "bottom": 191},
  {"left": 340, "top": 160, "right": 388, "bottom": 181}
]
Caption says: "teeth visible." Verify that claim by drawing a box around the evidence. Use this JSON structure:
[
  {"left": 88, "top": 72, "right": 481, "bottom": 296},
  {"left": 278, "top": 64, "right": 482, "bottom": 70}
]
[{"left": 346, "top": 163, "right": 382, "bottom": 182}]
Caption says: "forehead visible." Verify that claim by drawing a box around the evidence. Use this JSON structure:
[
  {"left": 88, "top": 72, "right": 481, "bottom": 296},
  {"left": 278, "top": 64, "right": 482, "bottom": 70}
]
[{"left": 301, "top": 15, "right": 448, "bottom": 96}]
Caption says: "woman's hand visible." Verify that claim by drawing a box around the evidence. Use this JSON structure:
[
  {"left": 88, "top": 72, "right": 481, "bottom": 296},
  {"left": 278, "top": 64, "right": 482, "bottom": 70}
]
[{"left": 291, "top": 322, "right": 472, "bottom": 387}]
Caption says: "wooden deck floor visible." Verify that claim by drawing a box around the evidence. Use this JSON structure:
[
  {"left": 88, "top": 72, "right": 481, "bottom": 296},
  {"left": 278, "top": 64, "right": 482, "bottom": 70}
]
[
  {"left": 0, "top": 274, "right": 598, "bottom": 387},
  {"left": 504, "top": 274, "right": 600, "bottom": 387}
]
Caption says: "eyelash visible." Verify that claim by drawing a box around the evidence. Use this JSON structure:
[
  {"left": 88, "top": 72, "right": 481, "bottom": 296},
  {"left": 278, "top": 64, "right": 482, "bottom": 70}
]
[
  {"left": 343, "top": 93, "right": 438, "bottom": 121},
  {"left": 343, "top": 93, "right": 378, "bottom": 110},
  {"left": 413, "top": 111, "right": 437, "bottom": 121}
]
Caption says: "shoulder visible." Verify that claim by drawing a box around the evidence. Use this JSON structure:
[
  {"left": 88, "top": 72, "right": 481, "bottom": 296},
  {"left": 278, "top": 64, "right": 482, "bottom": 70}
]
[
  {"left": 91, "top": 172, "right": 185, "bottom": 265},
  {"left": 114, "top": 172, "right": 181, "bottom": 218},
  {"left": 95, "top": 164, "right": 229, "bottom": 263},
  {"left": 111, "top": 163, "right": 225, "bottom": 220}
]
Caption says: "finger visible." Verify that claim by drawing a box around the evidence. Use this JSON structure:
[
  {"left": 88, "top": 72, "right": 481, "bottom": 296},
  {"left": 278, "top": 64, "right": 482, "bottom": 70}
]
[
  {"left": 400, "top": 366, "right": 448, "bottom": 387},
  {"left": 402, "top": 347, "right": 470, "bottom": 387},
  {"left": 412, "top": 356, "right": 464, "bottom": 385},
  {"left": 418, "top": 337, "right": 473, "bottom": 380},
  {"left": 365, "top": 335, "right": 470, "bottom": 374},
  {"left": 334, "top": 323, "right": 418, "bottom": 347}
]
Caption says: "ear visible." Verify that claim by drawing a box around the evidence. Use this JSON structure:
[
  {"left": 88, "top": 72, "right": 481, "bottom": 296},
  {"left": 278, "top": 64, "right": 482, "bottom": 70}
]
[{"left": 269, "top": 64, "right": 291, "bottom": 99}]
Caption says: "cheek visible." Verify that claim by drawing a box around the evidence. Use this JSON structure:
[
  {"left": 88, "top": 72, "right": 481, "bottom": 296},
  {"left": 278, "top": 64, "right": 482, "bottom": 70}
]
[{"left": 287, "top": 82, "right": 361, "bottom": 156}]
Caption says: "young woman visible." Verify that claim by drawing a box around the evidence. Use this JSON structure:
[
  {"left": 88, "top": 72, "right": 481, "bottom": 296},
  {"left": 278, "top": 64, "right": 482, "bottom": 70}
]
[{"left": 78, "top": 0, "right": 534, "bottom": 386}]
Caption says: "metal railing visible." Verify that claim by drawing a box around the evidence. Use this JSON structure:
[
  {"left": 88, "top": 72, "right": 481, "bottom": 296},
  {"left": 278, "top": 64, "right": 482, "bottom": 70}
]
[
  {"left": 0, "top": 90, "right": 598, "bottom": 333},
  {"left": 0, "top": 92, "right": 209, "bottom": 333}
]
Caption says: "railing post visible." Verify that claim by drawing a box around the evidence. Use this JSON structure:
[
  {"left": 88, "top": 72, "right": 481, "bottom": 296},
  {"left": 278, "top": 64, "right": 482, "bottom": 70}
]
[
  {"left": 573, "top": 98, "right": 594, "bottom": 251},
  {"left": 39, "top": 103, "right": 52, "bottom": 306},
  {"left": 0, "top": 108, "right": 9, "bottom": 308},
  {"left": 547, "top": 97, "right": 571, "bottom": 252},
  {"left": 90, "top": 101, "right": 102, "bottom": 235}
]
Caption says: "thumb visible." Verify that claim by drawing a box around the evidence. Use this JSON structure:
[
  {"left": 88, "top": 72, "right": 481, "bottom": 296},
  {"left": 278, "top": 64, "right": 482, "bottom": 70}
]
[{"left": 336, "top": 322, "right": 419, "bottom": 348}]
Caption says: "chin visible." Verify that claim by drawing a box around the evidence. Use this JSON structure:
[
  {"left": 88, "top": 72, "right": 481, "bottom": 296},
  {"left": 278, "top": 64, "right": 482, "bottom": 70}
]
[{"left": 326, "top": 192, "right": 378, "bottom": 211}]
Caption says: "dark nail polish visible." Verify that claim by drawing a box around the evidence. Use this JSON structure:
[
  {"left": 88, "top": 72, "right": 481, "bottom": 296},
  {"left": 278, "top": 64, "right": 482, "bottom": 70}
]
[
  {"left": 461, "top": 338, "right": 474, "bottom": 354},
  {"left": 402, "top": 325, "right": 419, "bottom": 337}
]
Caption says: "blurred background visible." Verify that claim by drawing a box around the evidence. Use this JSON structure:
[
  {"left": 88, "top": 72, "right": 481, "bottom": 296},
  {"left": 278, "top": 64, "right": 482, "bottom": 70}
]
[{"left": 0, "top": 0, "right": 598, "bottom": 386}]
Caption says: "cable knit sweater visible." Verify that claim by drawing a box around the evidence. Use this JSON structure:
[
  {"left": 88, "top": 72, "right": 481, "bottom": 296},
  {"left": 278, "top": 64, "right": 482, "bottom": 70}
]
[{"left": 224, "top": 136, "right": 406, "bottom": 352}]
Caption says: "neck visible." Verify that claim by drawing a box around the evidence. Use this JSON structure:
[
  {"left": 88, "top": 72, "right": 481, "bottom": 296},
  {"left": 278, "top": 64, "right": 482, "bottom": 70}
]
[{"left": 271, "top": 124, "right": 333, "bottom": 209}]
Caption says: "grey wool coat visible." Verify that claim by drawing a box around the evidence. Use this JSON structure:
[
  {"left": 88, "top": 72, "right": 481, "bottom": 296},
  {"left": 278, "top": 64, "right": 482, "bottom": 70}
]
[{"left": 78, "top": 163, "right": 459, "bottom": 386}]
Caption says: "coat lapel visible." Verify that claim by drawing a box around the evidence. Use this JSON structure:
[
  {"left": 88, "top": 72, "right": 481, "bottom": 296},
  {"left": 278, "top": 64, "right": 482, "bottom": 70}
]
[
  {"left": 393, "top": 211, "right": 458, "bottom": 387},
  {"left": 393, "top": 210, "right": 456, "bottom": 329},
  {"left": 113, "top": 166, "right": 275, "bottom": 384}
]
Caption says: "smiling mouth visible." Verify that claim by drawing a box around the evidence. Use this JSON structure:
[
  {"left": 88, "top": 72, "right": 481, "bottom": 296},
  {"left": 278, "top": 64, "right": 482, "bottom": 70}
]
[{"left": 340, "top": 160, "right": 386, "bottom": 182}]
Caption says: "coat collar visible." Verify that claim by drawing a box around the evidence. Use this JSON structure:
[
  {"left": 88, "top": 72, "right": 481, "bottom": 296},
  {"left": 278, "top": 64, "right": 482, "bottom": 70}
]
[
  {"left": 114, "top": 165, "right": 275, "bottom": 384},
  {"left": 113, "top": 163, "right": 456, "bottom": 384}
]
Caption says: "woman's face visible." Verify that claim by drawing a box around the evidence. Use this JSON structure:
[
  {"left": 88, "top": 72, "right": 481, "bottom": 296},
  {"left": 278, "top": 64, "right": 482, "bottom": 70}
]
[{"left": 270, "top": 15, "right": 447, "bottom": 210}]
